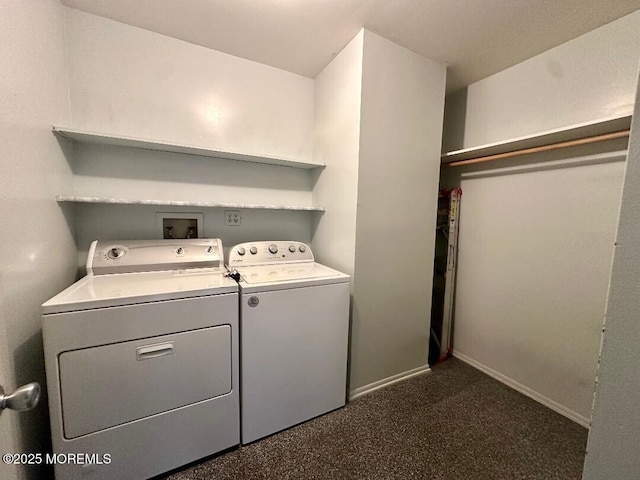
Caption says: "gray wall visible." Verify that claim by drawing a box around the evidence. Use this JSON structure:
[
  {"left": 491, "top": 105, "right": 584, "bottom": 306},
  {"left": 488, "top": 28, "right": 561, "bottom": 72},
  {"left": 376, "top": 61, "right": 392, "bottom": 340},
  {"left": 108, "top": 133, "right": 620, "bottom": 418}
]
[
  {"left": 312, "top": 29, "right": 447, "bottom": 395},
  {"left": 441, "top": 88, "right": 467, "bottom": 153},
  {"left": 64, "top": 7, "right": 314, "bottom": 162},
  {"left": 461, "top": 10, "right": 640, "bottom": 148},
  {"left": 350, "top": 31, "right": 446, "bottom": 392},
  {"left": 311, "top": 30, "right": 363, "bottom": 277},
  {"left": 582, "top": 68, "right": 640, "bottom": 480},
  {"left": 453, "top": 154, "right": 625, "bottom": 424},
  {"left": 0, "top": 1, "right": 77, "bottom": 479},
  {"left": 74, "top": 204, "right": 313, "bottom": 273}
]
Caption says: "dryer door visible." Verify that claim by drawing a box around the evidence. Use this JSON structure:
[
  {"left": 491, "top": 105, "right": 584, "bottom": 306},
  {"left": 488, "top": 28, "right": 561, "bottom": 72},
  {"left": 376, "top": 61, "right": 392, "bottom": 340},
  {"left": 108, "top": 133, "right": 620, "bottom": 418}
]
[{"left": 59, "top": 325, "right": 231, "bottom": 439}]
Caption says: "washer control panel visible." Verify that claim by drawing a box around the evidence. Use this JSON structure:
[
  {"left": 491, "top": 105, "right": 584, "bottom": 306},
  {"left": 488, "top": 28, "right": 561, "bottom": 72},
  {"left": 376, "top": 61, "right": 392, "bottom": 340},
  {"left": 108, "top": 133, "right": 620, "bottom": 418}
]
[
  {"left": 228, "top": 241, "right": 314, "bottom": 266},
  {"left": 87, "top": 238, "right": 224, "bottom": 275}
]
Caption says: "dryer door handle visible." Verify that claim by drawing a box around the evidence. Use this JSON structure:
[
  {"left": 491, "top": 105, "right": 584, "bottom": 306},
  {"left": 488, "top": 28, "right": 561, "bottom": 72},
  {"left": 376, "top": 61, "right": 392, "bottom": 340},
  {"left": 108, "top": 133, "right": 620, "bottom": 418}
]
[{"left": 136, "top": 341, "right": 175, "bottom": 360}]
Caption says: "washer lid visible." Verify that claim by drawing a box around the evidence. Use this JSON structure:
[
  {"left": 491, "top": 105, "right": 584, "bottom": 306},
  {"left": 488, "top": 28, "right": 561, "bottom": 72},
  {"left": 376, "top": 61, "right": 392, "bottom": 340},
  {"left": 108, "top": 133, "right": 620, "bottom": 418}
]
[
  {"left": 234, "top": 262, "right": 350, "bottom": 293},
  {"left": 42, "top": 268, "right": 238, "bottom": 314}
]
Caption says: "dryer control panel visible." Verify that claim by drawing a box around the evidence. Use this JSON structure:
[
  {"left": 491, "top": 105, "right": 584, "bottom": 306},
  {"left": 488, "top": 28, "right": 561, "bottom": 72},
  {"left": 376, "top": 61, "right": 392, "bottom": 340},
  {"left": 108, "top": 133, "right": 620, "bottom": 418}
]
[
  {"left": 228, "top": 241, "right": 314, "bottom": 266},
  {"left": 87, "top": 239, "right": 224, "bottom": 275}
]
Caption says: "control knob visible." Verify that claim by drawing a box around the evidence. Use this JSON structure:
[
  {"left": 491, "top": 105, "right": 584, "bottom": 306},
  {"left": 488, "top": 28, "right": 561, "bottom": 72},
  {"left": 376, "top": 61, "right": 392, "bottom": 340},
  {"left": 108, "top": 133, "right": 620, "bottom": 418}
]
[
  {"left": 107, "top": 247, "right": 125, "bottom": 260},
  {"left": 299, "top": 245, "right": 306, "bottom": 253},
  {"left": 237, "top": 247, "right": 246, "bottom": 256},
  {"left": 176, "top": 247, "right": 184, "bottom": 255},
  {"left": 288, "top": 244, "right": 296, "bottom": 253},
  {"left": 250, "top": 246, "right": 258, "bottom": 255},
  {"left": 206, "top": 246, "right": 215, "bottom": 254},
  {"left": 269, "top": 244, "right": 278, "bottom": 254}
]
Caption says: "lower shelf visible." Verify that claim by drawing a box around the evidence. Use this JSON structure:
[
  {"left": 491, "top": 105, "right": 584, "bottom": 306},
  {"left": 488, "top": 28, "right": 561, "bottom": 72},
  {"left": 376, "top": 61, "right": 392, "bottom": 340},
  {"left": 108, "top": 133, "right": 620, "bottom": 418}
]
[{"left": 56, "top": 196, "right": 325, "bottom": 212}]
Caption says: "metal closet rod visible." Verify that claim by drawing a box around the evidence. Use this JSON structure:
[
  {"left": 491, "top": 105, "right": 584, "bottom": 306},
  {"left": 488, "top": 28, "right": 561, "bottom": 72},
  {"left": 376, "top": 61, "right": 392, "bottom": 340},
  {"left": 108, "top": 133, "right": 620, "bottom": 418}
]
[{"left": 443, "top": 130, "right": 630, "bottom": 168}]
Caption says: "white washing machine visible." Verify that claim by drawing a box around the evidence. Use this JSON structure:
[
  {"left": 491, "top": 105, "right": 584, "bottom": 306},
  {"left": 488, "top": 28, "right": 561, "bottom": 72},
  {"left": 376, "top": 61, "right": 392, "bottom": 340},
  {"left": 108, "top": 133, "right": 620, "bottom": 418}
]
[
  {"left": 42, "top": 239, "right": 239, "bottom": 480},
  {"left": 227, "top": 241, "right": 350, "bottom": 444}
]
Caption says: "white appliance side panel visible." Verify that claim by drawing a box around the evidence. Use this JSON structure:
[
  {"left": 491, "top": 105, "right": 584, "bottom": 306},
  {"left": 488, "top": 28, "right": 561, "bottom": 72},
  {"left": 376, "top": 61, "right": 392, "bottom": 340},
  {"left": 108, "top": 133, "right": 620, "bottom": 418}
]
[
  {"left": 241, "top": 282, "right": 350, "bottom": 443},
  {"left": 59, "top": 326, "right": 231, "bottom": 439}
]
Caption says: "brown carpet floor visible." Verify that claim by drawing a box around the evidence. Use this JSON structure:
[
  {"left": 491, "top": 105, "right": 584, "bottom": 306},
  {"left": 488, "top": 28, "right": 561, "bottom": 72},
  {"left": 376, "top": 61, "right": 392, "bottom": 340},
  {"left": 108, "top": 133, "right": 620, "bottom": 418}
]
[{"left": 165, "top": 358, "right": 588, "bottom": 480}]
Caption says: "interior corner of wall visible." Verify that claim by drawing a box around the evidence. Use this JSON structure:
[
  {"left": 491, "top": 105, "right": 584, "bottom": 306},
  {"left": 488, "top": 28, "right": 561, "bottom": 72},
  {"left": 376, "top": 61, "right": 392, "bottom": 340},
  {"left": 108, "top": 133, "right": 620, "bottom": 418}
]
[{"left": 442, "top": 87, "right": 468, "bottom": 153}]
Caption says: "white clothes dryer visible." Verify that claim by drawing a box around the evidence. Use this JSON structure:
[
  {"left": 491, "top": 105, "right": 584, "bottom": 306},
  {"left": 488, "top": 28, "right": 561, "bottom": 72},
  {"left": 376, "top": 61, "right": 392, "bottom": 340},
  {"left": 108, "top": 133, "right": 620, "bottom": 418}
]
[
  {"left": 227, "top": 241, "right": 350, "bottom": 444},
  {"left": 42, "top": 239, "right": 239, "bottom": 480}
]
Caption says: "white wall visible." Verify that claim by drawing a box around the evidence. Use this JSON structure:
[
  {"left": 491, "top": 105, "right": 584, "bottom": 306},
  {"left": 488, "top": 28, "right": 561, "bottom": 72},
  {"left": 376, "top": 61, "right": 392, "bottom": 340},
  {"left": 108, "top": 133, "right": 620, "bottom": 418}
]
[
  {"left": 446, "top": 12, "right": 640, "bottom": 425},
  {"left": 0, "top": 318, "right": 15, "bottom": 480},
  {"left": 583, "top": 69, "right": 640, "bottom": 480},
  {"left": 350, "top": 31, "right": 446, "bottom": 392},
  {"left": 64, "top": 7, "right": 314, "bottom": 161},
  {"left": 71, "top": 143, "right": 314, "bottom": 208},
  {"left": 63, "top": 8, "right": 317, "bottom": 252},
  {"left": 454, "top": 156, "right": 625, "bottom": 423},
  {"left": 312, "top": 30, "right": 446, "bottom": 394},
  {"left": 461, "top": 10, "right": 640, "bottom": 148},
  {"left": 0, "top": 1, "right": 77, "bottom": 479},
  {"left": 311, "top": 31, "right": 363, "bottom": 276}
]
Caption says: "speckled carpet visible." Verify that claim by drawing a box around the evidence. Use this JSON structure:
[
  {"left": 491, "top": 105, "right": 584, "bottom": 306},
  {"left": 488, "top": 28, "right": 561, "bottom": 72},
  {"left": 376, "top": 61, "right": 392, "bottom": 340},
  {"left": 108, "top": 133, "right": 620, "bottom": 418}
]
[{"left": 165, "top": 358, "right": 588, "bottom": 480}]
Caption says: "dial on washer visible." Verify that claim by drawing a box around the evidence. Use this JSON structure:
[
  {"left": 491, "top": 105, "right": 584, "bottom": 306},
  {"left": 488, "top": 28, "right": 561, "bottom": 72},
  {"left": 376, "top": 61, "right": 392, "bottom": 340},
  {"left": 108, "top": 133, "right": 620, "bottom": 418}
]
[{"left": 107, "top": 247, "right": 125, "bottom": 260}]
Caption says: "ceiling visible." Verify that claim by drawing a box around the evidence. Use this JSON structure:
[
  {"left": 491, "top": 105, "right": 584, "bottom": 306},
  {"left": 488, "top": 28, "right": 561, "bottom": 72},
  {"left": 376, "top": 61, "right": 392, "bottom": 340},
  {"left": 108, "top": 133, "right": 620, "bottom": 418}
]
[{"left": 61, "top": 0, "right": 640, "bottom": 93}]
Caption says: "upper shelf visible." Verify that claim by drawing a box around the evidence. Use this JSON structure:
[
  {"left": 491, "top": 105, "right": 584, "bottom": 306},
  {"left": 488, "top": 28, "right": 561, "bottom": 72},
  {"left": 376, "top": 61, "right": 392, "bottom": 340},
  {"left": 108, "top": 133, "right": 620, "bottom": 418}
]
[
  {"left": 52, "top": 126, "right": 325, "bottom": 170},
  {"left": 441, "top": 115, "right": 632, "bottom": 165},
  {"left": 56, "top": 196, "right": 325, "bottom": 212}
]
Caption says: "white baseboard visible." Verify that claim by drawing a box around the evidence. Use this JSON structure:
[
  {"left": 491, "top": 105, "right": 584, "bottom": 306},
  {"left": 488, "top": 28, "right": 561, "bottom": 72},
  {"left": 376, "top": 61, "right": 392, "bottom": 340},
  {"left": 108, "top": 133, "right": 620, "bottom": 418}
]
[
  {"left": 453, "top": 351, "right": 591, "bottom": 428},
  {"left": 349, "top": 365, "right": 431, "bottom": 400}
]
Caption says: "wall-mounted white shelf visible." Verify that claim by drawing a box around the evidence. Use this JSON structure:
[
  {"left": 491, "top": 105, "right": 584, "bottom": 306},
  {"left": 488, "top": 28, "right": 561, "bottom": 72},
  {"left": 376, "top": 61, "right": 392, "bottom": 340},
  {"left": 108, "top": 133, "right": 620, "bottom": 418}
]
[
  {"left": 52, "top": 126, "right": 325, "bottom": 170},
  {"left": 56, "top": 196, "right": 325, "bottom": 212},
  {"left": 441, "top": 114, "right": 632, "bottom": 165}
]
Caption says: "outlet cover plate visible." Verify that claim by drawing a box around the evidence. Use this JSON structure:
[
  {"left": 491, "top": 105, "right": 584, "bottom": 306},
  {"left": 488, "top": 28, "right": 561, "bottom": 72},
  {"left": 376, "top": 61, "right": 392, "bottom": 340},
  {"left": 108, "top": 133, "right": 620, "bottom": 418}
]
[{"left": 225, "top": 210, "right": 241, "bottom": 226}]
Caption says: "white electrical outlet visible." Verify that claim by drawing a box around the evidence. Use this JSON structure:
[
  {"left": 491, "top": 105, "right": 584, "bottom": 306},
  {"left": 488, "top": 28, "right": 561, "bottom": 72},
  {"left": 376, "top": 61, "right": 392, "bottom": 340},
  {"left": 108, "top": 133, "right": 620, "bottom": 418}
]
[{"left": 225, "top": 210, "right": 241, "bottom": 226}]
